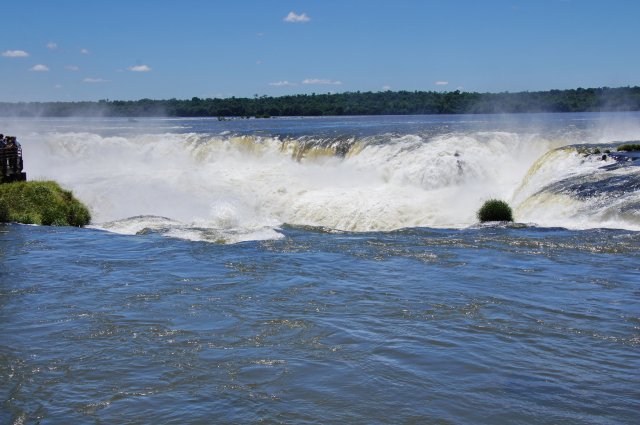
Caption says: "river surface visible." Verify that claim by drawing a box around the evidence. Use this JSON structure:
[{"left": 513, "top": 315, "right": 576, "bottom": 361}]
[{"left": 1, "top": 113, "right": 639, "bottom": 423}]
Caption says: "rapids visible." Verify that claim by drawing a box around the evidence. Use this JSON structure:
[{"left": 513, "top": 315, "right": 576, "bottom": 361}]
[{"left": 5, "top": 113, "right": 640, "bottom": 242}]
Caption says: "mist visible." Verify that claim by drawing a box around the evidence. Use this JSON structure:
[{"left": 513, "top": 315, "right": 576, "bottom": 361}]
[{"left": 4, "top": 113, "right": 637, "bottom": 242}]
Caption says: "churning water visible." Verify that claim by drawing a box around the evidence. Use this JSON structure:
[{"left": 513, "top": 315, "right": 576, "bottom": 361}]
[{"left": 1, "top": 114, "right": 639, "bottom": 423}]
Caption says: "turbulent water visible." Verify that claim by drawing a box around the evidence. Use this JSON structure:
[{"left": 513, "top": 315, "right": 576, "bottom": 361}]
[
  {"left": 1, "top": 113, "right": 639, "bottom": 423},
  {"left": 5, "top": 113, "right": 640, "bottom": 241}
]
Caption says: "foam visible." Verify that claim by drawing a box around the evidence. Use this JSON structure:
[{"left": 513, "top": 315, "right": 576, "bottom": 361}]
[{"left": 21, "top": 127, "right": 640, "bottom": 242}]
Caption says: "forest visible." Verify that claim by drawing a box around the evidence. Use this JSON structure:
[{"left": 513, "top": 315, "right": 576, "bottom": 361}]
[{"left": 1, "top": 86, "right": 640, "bottom": 117}]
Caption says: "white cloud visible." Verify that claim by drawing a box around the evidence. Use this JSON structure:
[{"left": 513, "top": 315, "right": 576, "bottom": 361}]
[
  {"left": 54, "top": 84, "right": 63, "bottom": 89},
  {"left": 80, "top": 48, "right": 90, "bottom": 55},
  {"left": 47, "top": 42, "right": 58, "bottom": 50},
  {"left": 127, "top": 65, "right": 152, "bottom": 72},
  {"left": 382, "top": 85, "right": 392, "bottom": 91},
  {"left": 65, "top": 65, "right": 80, "bottom": 71},
  {"left": 83, "top": 77, "right": 108, "bottom": 83},
  {"left": 269, "top": 80, "right": 297, "bottom": 87},
  {"left": 2, "top": 50, "right": 29, "bottom": 57},
  {"left": 435, "top": 81, "right": 449, "bottom": 86},
  {"left": 284, "top": 11, "right": 310, "bottom": 23},
  {"left": 30, "top": 64, "right": 50, "bottom": 72},
  {"left": 303, "top": 78, "right": 342, "bottom": 85}
]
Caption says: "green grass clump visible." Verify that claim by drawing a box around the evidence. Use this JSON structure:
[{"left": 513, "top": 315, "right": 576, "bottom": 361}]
[
  {"left": 0, "top": 181, "right": 91, "bottom": 226},
  {"left": 617, "top": 144, "right": 640, "bottom": 152},
  {"left": 477, "top": 199, "right": 514, "bottom": 223}
]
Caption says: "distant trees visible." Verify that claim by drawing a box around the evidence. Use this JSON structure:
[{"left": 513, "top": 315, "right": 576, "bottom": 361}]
[{"left": 1, "top": 86, "right": 639, "bottom": 117}]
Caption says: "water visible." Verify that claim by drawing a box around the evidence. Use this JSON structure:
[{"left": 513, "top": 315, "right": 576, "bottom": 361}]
[{"left": 1, "top": 113, "right": 640, "bottom": 423}]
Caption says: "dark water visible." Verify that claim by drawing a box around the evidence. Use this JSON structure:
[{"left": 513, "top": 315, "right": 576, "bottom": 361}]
[{"left": 2, "top": 223, "right": 639, "bottom": 424}]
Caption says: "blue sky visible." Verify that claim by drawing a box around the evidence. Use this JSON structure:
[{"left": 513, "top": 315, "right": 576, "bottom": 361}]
[{"left": 2, "top": 0, "right": 639, "bottom": 101}]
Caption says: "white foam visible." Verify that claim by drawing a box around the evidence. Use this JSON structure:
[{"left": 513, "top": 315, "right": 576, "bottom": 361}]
[
  {"left": 20, "top": 125, "right": 640, "bottom": 242},
  {"left": 514, "top": 148, "right": 640, "bottom": 230}
]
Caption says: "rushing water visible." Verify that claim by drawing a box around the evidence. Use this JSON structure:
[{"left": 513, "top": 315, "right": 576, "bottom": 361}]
[{"left": 1, "top": 114, "right": 640, "bottom": 423}]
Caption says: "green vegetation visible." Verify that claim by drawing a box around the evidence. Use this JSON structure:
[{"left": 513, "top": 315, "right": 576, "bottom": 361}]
[
  {"left": 0, "top": 200, "right": 8, "bottom": 222},
  {"left": 0, "top": 181, "right": 91, "bottom": 226},
  {"left": 1, "top": 86, "right": 640, "bottom": 117},
  {"left": 616, "top": 143, "right": 640, "bottom": 152},
  {"left": 477, "top": 199, "right": 514, "bottom": 223}
]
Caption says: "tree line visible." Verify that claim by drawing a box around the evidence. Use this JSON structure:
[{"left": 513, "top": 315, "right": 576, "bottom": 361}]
[{"left": 1, "top": 86, "right": 640, "bottom": 117}]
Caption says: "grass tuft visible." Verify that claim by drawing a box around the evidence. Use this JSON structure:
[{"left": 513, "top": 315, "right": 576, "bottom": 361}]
[
  {"left": 0, "top": 181, "right": 90, "bottom": 226},
  {"left": 616, "top": 144, "right": 640, "bottom": 152},
  {"left": 477, "top": 199, "right": 514, "bottom": 222}
]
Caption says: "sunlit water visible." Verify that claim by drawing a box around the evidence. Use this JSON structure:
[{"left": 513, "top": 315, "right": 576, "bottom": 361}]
[{"left": 1, "top": 114, "right": 639, "bottom": 423}]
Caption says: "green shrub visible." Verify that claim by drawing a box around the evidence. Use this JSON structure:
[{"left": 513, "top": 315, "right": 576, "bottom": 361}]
[
  {"left": 477, "top": 199, "right": 514, "bottom": 222},
  {"left": 617, "top": 144, "right": 640, "bottom": 152},
  {"left": 0, "top": 181, "right": 91, "bottom": 226}
]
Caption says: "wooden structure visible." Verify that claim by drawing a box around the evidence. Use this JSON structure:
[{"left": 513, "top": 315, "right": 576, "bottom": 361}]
[{"left": 0, "top": 135, "right": 27, "bottom": 183}]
